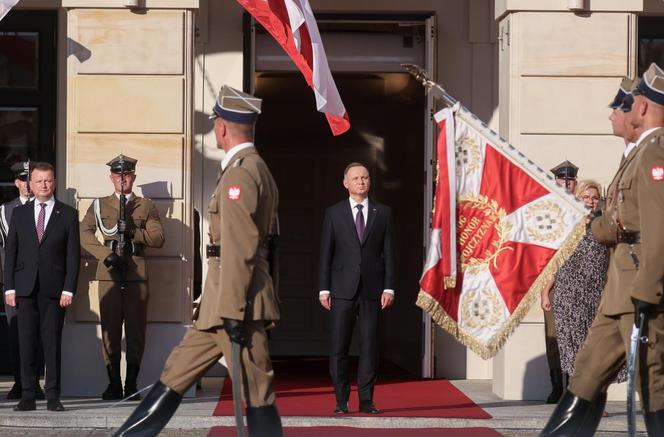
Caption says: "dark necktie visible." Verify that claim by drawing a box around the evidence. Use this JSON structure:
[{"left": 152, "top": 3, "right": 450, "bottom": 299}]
[
  {"left": 355, "top": 204, "right": 365, "bottom": 240},
  {"left": 37, "top": 203, "right": 46, "bottom": 242}
]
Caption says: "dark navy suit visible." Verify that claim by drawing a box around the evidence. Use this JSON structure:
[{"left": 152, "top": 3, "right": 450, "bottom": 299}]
[
  {"left": 318, "top": 198, "right": 395, "bottom": 406},
  {"left": 5, "top": 199, "right": 80, "bottom": 400}
]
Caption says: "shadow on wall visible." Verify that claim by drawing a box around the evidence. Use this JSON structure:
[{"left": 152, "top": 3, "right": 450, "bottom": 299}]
[{"left": 522, "top": 353, "right": 550, "bottom": 401}]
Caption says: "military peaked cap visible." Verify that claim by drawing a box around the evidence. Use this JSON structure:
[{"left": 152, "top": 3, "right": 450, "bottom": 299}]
[
  {"left": 609, "top": 76, "right": 635, "bottom": 112},
  {"left": 210, "top": 85, "right": 262, "bottom": 124},
  {"left": 10, "top": 161, "right": 31, "bottom": 180},
  {"left": 550, "top": 160, "right": 579, "bottom": 180},
  {"left": 633, "top": 62, "right": 664, "bottom": 106},
  {"left": 106, "top": 154, "right": 137, "bottom": 173}
]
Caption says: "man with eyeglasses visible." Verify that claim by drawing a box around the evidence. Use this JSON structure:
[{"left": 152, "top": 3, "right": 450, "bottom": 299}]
[{"left": 541, "top": 63, "right": 664, "bottom": 436}]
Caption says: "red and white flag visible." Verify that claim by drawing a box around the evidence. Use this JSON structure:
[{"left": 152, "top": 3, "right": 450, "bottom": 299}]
[
  {"left": 0, "top": 0, "right": 19, "bottom": 22},
  {"left": 237, "top": 0, "right": 350, "bottom": 136},
  {"left": 418, "top": 107, "right": 587, "bottom": 359}
]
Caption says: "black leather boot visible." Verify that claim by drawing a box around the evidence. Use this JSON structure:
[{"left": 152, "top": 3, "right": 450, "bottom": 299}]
[
  {"left": 112, "top": 381, "right": 182, "bottom": 437},
  {"left": 246, "top": 404, "right": 283, "bottom": 437},
  {"left": 645, "top": 409, "right": 664, "bottom": 437},
  {"left": 540, "top": 390, "right": 591, "bottom": 436},
  {"left": 124, "top": 364, "right": 141, "bottom": 400},
  {"left": 578, "top": 392, "right": 607, "bottom": 436},
  {"left": 546, "top": 368, "right": 564, "bottom": 404},
  {"left": 102, "top": 364, "right": 124, "bottom": 401}
]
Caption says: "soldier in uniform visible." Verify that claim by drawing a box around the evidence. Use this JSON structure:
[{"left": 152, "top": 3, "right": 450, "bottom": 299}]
[
  {"left": 541, "top": 63, "right": 664, "bottom": 436},
  {"left": 1, "top": 162, "right": 44, "bottom": 400},
  {"left": 543, "top": 160, "right": 578, "bottom": 404},
  {"left": 79, "top": 155, "right": 165, "bottom": 400},
  {"left": 113, "top": 85, "right": 282, "bottom": 437}
]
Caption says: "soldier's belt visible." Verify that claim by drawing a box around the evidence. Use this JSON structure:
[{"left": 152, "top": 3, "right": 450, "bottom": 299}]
[
  {"left": 104, "top": 240, "right": 145, "bottom": 256},
  {"left": 617, "top": 230, "right": 641, "bottom": 244},
  {"left": 205, "top": 244, "right": 270, "bottom": 259},
  {"left": 206, "top": 244, "right": 220, "bottom": 258}
]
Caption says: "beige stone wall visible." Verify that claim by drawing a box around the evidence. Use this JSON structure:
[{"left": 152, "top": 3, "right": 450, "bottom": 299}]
[
  {"left": 498, "top": 10, "right": 637, "bottom": 189},
  {"left": 66, "top": 8, "right": 195, "bottom": 324}
]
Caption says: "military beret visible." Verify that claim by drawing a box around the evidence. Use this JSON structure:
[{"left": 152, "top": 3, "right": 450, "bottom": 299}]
[
  {"left": 10, "top": 161, "right": 31, "bottom": 180},
  {"left": 550, "top": 160, "right": 579, "bottom": 180},
  {"left": 609, "top": 76, "right": 635, "bottom": 112},
  {"left": 633, "top": 62, "right": 664, "bottom": 106},
  {"left": 210, "top": 85, "right": 262, "bottom": 124},
  {"left": 106, "top": 154, "right": 137, "bottom": 173}
]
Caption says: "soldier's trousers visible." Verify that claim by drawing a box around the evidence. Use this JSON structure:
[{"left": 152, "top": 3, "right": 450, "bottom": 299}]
[
  {"left": 98, "top": 280, "right": 148, "bottom": 366},
  {"left": 160, "top": 322, "right": 276, "bottom": 407},
  {"left": 570, "top": 311, "right": 664, "bottom": 412}
]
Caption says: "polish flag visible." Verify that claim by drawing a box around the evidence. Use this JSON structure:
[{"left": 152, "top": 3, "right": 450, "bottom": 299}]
[
  {"left": 0, "top": 0, "right": 19, "bottom": 22},
  {"left": 236, "top": 0, "right": 350, "bottom": 136}
]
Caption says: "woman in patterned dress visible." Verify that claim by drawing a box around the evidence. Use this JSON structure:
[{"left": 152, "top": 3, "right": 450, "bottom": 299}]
[{"left": 541, "top": 180, "right": 627, "bottom": 389}]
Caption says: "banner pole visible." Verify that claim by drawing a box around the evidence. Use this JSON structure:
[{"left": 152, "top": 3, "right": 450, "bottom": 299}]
[{"left": 402, "top": 63, "right": 587, "bottom": 215}]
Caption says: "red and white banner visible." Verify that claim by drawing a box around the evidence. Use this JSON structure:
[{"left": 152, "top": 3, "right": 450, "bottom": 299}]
[
  {"left": 0, "top": 0, "right": 18, "bottom": 22},
  {"left": 236, "top": 0, "right": 350, "bottom": 136},
  {"left": 418, "top": 108, "right": 587, "bottom": 359}
]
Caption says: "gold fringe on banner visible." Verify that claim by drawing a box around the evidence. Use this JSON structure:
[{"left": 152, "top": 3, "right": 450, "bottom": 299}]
[{"left": 417, "top": 220, "right": 587, "bottom": 360}]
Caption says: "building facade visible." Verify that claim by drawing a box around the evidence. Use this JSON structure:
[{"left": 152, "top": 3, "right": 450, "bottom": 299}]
[{"left": 0, "top": 0, "right": 662, "bottom": 400}]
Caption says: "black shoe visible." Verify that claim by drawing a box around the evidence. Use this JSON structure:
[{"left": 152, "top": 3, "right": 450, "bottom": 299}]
[
  {"left": 359, "top": 403, "right": 381, "bottom": 414},
  {"left": 546, "top": 368, "right": 564, "bottom": 404},
  {"left": 645, "top": 408, "right": 664, "bottom": 437},
  {"left": 13, "top": 399, "right": 36, "bottom": 411},
  {"left": 112, "top": 381, "right": 182, "bottom": 437},
  {"left": 6, "top": 383, "right": 22, "bottom": 400},
  {"left": 246, "top": 404, "right": 283, "bottom": 437},
  {"left": 334, "top": 403, "right": 349, "bottom": 414},
  {"left": 124, "top": 364, "right": 141, "bottom": 401},
  {"left": 540, "top": 390, "right": 591, "bottom": 436},
  {"left": 35, "top": 384, "right": 45, "bottom": 401},
  {"left": 47, "top": 399, "right": 66, "bottom": 412},
  {"left": 102, "top": 364, "right": 124, "bottom": 401}
]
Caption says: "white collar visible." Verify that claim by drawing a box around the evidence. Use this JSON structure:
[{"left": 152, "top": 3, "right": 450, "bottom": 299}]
[
  {"left": 349, "top": 197, "right": 369, "bottom": 209},
  {"left": 221, "top": 142, "right": 254, "bottom": 171},
  {"left": 634, "top": 127, "right": 660, "bottom": 148},
  {"left": 115, "top": 192, "right": 134, "bottom": 201},
  {"left": 34, "top": 196, "right": 55, "bottom": 206}
]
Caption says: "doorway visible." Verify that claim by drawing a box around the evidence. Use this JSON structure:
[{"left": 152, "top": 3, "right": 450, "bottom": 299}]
[
  {"left": 253, "top": 17, "right": 429, "bottom": 376},
  {"left": 0, "top": 9, "right": 57, "bottom": 375}
]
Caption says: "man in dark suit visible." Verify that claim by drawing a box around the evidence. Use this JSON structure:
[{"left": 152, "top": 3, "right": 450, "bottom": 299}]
[
  {"left": 3, "top": 162, "right": 80, "bottom": 412},
  {"left": 318, "top": 162, "right": 395, "bottom": 415},
  {"left": 0, "top": 161, "right": 44, "bottom": 401}
]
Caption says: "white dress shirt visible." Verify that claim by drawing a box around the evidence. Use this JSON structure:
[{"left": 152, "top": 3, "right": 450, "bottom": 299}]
[{"left": 320, "top": 196, "right": 394, "bottom": 297}]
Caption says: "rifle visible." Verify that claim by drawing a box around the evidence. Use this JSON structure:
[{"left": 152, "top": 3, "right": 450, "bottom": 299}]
[
  {"left": 116, "top": 155, "right": 132, "bottom": 288},
  {"left": 24, "top": 158, "right": 31, "bottom": 197}
]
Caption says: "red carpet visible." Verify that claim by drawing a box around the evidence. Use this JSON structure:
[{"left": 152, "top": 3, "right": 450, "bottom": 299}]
[
  {"left": 213, "top": 358, "right": 490, "bottom": 419},
  {"left": 208, "top": 426, "right": 503, "bottom": 436}
]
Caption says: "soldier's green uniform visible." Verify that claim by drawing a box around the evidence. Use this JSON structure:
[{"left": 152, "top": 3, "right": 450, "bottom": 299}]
[
  {"left": 80, "top": 155, "right": 164, "bottom": 400},
  {"left": 541, "top": 63, "right": 664, "bottom": 437},
  {"left": 113, "top": 86, "right": 283, "bottom": 437}
]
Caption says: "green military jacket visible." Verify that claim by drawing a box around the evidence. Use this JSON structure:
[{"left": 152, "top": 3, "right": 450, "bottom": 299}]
[
  {"left": 80, "top": 194, "right": 164, "bottom": 281},
  {"left": 592, "top": 127, "right": 664, "bottom": 315},
  {"left": 195, "top": 146, "right": 280, "bottom": 330}
]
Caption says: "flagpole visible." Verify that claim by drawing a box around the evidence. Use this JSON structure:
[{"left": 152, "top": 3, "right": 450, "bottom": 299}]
[{"left": 403, "top": 64, "right": 587, "bottom": 215}]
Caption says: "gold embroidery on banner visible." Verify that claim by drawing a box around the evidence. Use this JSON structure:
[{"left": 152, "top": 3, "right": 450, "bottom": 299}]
[
  {"left": 416, "top": 220, "right": 587, "bottom": 359},
  {"left": 457, "top": 193, "right": 513, "bottom": 274},
  {"left": 456, "top": 136, "right": 482, "bottom": 177},
  {"left": 525, "top": 200, "right": 565, "bottom": 243},
  {"left": 460, "top": 288, "right": 503, "bottom": 330}
]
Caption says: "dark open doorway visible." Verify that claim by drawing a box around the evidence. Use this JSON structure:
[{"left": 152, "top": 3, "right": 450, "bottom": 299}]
[{"left": 255, "top": 72, "right": 425, "bottom": 376}]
